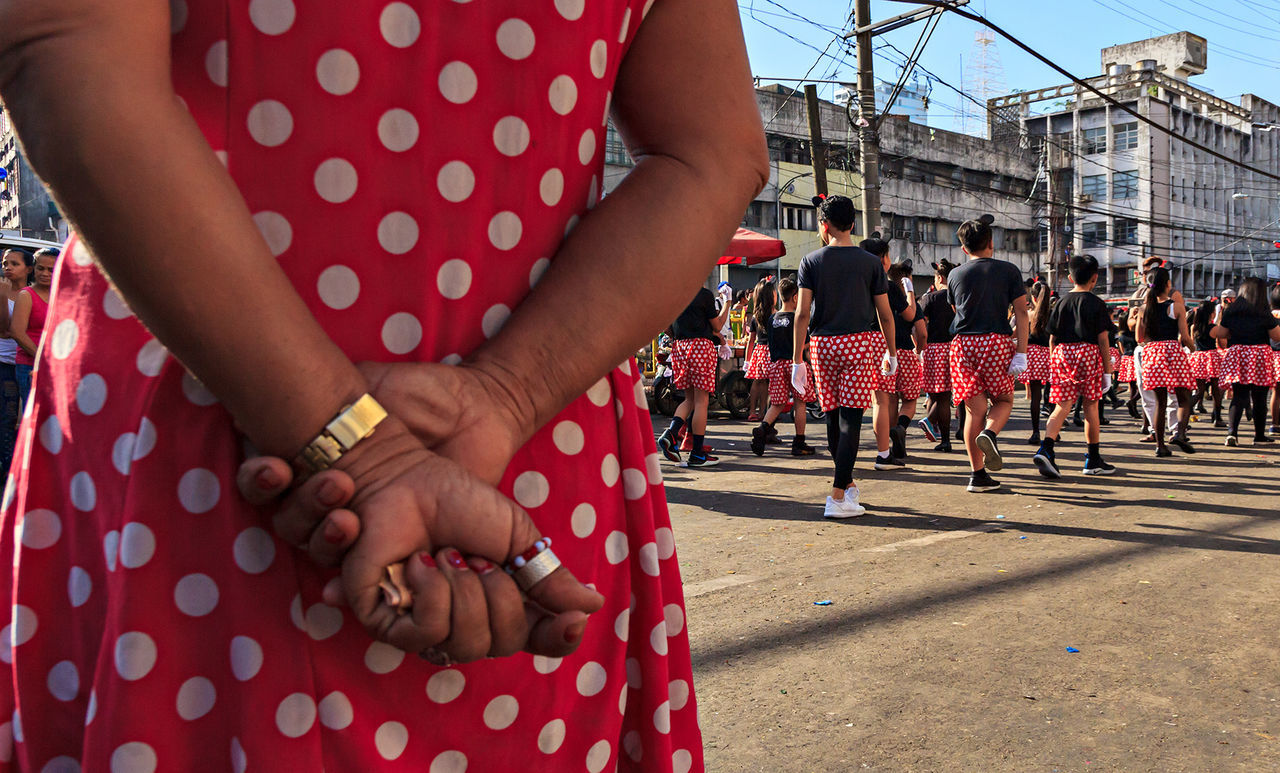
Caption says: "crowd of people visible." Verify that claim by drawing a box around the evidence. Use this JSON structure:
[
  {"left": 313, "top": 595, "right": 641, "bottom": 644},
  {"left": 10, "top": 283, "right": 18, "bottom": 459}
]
[
  {"left": 0, "top": 246, "right": 57, "bottom": 474},
  {"left": 658, "top": 195, "right": 1280, "bottom": 517}
]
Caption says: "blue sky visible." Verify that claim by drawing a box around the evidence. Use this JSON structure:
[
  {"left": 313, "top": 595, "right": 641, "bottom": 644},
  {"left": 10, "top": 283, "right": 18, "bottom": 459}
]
[{"left": 739, "top": 0, "right": 1280, "bottom": 134}]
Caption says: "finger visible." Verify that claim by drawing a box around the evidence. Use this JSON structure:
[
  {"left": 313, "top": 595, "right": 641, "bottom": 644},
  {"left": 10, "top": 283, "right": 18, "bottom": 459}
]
[
  {"left": 433, "top": 549, "right": 491, "bottom": 664},
  {"left": 524, "top": 607, "right": 591, "bottom": 659},
  {"left": 365, "top": 551, "right": 451, "bottom": 655},
  {"left": 304, "top": 509, "right": 361, "bottom": 568},
  {"left": 466, "top": 557, "right": 529, "bottom": 658},
  {"left": 522, "top": 565, "right": 605, "bottom": 618},
  {"left": 270, "top": 470, "right": 357, "bottom": 548},
  {"left": 236, "top": 456, "right": 294, "bottom": 507}
]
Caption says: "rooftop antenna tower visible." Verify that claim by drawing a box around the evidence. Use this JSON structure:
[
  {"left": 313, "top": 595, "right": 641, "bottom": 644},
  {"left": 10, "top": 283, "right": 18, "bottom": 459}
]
[{"left": 961, "top": 5, "right": 1007, "bottom": 138}]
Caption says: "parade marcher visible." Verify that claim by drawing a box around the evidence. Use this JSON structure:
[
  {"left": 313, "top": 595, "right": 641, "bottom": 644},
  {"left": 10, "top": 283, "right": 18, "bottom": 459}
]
[
  {"left": 946, "top": 216, "right": 1029, "bottom": 492},
  {"left": 744, "top": 277, "right": 775, "bottom": 422},
  {"left": 860, "top": 240, "right": 918, "bottom": 465},
  {"left": 1021, "top": 281, "right": 1052, "bottom": 445},
  {"left": 795, "top": 195, "right": 897, "bottom": 518},
  {"left": 751, "top": 277, "right": 817, "bottom": 457},
  {"left": 1137, "top": 266, "right": 1196, "bottom": 457},
  {"left": 1212, "top": 277, "right": 1280, "bottom": 446},
  {"left": 1188, "top": 299, "right": 1223, "bottom": 427},
  {"left": 658, "top": 284, "right": 732, "bottom": 467},
  {"left": 1117, "top": 307, "right": 1140, "bottom": 418},
  {"left": 1129, "top": 257, "right": 1180, "bottom": 441},
  {"left": 918, "top": 259, "right": 957, "bottom": 451},
  {"left": 1271, "top": 283, "right": 1280, "bottom": 435},
  {"left": 885, "top": 260, "right": 926, "bottom": 460},
  {"left": 1032, "top": 255, "right": 1116, "bottom": 477}
]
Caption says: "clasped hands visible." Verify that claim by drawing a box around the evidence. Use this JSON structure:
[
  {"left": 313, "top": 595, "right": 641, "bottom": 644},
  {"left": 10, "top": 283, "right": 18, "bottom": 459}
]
[{"left": 236, "top": 361, "right": 603, "bottom": 664}]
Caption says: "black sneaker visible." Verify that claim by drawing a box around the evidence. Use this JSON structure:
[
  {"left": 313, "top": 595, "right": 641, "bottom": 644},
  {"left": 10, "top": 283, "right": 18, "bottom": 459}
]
[
  {"left": 1083, "top": 458, "right": 1117, "bottom": 475},
  {"left": 934, "top": 441, "right": 953, "bottom": 453},
  {"left": 1072, "top": 416, "right": 1084, "bottom": 427},
  {"left": 967, "top": 469, "right": 1001, "bottom": 492},
  {"left": 750, "top": 425, "right": 767, "bottom": 457},
  {"left": 955, "top": 428, "right": 965, "bottom": 441},
  {"left": 1255, "top": 436, "right": 1276, "bottom": 445},
  {"left": 1155, "top": 446, "right": 1173, "bottom": 458},
  {"left": 765, "top": 425, "right": 783, "bottom": 444},
  {"left": 1099, "top": 416, "right": 1111, "bottom": 426},
  {"left": 889, "top": 425, "right": 907, "bottom": 460},
  {"left": 1026, "top": 433, "right": 1041, "bottom": 447},
  {"left": 683, "top": 453, "right": 719, "bottom": 468},
  {"left": 657, "top": 432, "right": 681, "bottom": 464},
  {"left": 975, "top": 429, "right": 1003, "bottom": 472},
  {"left": 1033, "top": 448, "right": 1061, "bottom": 479},
  {"left": 873, "top": 454, "right": 906, "bottom": 471},
  {"left": 791, "top": 439, "right": 816, "bottom": 456},
  {"left": 1170, "top": 436, "right": 1196, "bottom": 454}
]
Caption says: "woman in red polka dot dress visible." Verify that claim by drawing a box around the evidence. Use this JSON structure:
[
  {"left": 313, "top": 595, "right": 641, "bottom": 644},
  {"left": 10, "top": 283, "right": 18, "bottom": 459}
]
[{"left": 0, "top": 0, "right": 768, "bottom": 769}]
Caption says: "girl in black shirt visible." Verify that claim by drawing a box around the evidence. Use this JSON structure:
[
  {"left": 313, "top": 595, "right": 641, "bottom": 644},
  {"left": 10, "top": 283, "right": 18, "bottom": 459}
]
[
  {"left": 1188, "top": 299, "right": 1224, "bottom": 426},
  {"left": 744, "top": 278, "right": 776, "bottom": 423},
  {"left": 1137, "top": 266, "right": 1196, "bottom": 457},
  {"left": 1210, "top": 276, "right": 1280, "bottom": 444},
  {"left": 1116, "top": 308, "right": 1140, "bottom": 417},
  {"left": 1021, "top": 282, "right": 1052, "bottom": 444}
]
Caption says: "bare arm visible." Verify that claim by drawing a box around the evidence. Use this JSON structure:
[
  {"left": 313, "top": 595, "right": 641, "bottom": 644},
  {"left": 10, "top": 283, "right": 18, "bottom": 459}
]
[
  {"left": 1012, "top": 295, "right": 1029, "bottom": 354},
  {"left": 793, "top": 288, "right": 812, "bottom": 364},
  {"left": 1210, "top": 324, "right": 1229, "bottom": 340},
  {"left": 0, "top": 285, "right": 12, "bottom": 336},
  {"left": 9, "top": 291, "right": 35, "bottom": 357},
  {"left": 874, "top": 293, "right": 897, "bottom": 358},
  {"left": 1097, "top": 331, "right": 1113, "bottom": 373},
  {"left": 1176, "top": 304, "right": 1194, "bottom": 349},
  {"left": 912, "top": 318, "right": 927, "bottom": 350}
]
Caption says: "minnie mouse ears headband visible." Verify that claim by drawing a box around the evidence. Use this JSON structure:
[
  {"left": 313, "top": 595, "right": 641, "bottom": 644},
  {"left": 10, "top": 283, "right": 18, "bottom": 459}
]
[{"left": 977, "top": 214, "right": 995, "bottom": 226}]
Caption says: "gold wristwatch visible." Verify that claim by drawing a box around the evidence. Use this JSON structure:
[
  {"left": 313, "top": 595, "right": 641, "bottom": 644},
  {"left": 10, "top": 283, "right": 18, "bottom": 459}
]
[{"left": 294, "top": 394, "right": 389, "bottom": 474}]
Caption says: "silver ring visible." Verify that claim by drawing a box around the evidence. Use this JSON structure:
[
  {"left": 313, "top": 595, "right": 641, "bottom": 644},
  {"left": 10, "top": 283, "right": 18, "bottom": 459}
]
[
  {"left": 511, "top": 548, "right": 562, "bottom": 592},
  {"left": 420, "top": 647, "right": 454, "bottom": 667}
]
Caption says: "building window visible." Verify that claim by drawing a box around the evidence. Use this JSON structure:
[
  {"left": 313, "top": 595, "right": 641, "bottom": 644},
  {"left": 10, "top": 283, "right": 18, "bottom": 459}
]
[
  {"left": 780, "top": 205, "right": 816, "bottom": 232},
  {"left": 1082, "top": 127, "right": 1107, "bottom": 154},
  {"left": 1081, "top": 221, "right": 1108, "bottom": 247},
  {"left": 1114, "top": 217, "right": 1138, "bottom": 245},
  {"left": 1080, "top": 174, "right": 1107, "bottom": 201},
  {"left": 604, "top": 123, "right": 632, "bottom": 167},
  {"left": 1113, "top": 170, "right": 1138, "bottom": 199},
  {"left": 742, "top": 200, "right": 772, "bottom": 230},
  {"left": 1038, "top": 225, "right": 1050, "bottom": 252},
  {"left": 1114, "top": 122, "right": 1138, "bottom": 151}
]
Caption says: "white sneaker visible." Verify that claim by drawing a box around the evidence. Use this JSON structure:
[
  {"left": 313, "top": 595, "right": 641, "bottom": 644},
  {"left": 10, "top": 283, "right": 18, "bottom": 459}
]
[{"left": 824, "top": 491, "right": 866, "bottom": 519}]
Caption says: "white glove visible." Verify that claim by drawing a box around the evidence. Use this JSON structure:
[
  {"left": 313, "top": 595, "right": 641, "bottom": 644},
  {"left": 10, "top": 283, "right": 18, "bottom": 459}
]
[
  {"left": 1008, "top": 351, "right": 1028, "bottom": 377},
  {"left": 718, "top": 344, "right": 732, "bottom": 360},
  {"left": 901, "top": 277, "right": 914, "bottom": 297},
  {"left": 1101, "top": 372, "right": 1112, "bottom": 392},
  {"left": 791, "top": 362, "right": 809, "bottom": 394},
  {"left": 881, "top": 352, "right": 898, "bottom": 377}
]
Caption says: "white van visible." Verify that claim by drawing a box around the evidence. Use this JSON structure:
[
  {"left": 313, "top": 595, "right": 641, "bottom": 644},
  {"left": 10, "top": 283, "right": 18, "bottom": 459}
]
[{"left": 0, "top": 230, "right": 62, "bottom": 256}]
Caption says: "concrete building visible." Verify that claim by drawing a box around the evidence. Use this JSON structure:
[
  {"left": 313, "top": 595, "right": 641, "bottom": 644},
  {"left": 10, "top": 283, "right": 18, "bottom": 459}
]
[
  {"left": 872, "top": 74, "right": 930, "bottom": 126},
  {"left": 990, "top": 32, "right": 1280, "bottom": 295},
  {"left": 0, "top": 106, "right": 66, "bottom": 243}
]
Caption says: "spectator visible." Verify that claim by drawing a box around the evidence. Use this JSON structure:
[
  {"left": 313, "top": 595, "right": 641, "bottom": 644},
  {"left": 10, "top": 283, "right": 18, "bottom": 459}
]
[{"left": 10, "top": 248, "right": 55, "bottom": 407}]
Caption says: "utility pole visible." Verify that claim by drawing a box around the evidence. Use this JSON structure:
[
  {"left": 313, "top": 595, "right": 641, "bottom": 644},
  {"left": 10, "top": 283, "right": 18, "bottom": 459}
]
[
  {"left": 854, "top": 0, "right": 881, "bottom": 239},
  {"left": 803, "top": 85, "right": 829, "bottom": 199}
]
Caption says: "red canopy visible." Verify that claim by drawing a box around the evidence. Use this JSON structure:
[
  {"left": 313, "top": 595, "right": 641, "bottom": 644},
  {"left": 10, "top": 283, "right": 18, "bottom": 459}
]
[{"left": 717, "top": 228, "right": 786, "bottom": 266}]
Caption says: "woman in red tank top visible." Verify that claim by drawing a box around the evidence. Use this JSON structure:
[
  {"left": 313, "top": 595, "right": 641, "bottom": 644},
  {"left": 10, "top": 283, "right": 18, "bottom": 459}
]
[{"left": 10, "top": 248, "right": 55, "bottom": 406}]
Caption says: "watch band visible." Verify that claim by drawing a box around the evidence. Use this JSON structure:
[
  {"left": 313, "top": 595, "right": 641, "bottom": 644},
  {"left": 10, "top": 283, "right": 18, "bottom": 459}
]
[{"left": 295, "top": 394, "right": 389, "bottom": 474}]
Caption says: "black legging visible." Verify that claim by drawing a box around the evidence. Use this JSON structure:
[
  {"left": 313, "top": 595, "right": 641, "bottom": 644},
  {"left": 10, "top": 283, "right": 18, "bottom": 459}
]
[
  {"left": 1229, "top": 384, "right": 1271, "bottom": 439},
  {"left": 826, "top": 406, "right": 865, "bottom": 490}
]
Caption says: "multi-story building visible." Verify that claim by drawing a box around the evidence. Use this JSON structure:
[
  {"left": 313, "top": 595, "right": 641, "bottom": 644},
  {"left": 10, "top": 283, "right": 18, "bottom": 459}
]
[
  {"left": 991, "top": 32, "right": 1280, "bottom": 295},
  {"left": 0, "top": 105, "right": 66, "bottom": 243}
]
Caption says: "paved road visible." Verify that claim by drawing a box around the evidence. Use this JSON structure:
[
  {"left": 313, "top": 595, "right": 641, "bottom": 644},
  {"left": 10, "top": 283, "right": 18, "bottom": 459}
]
[{"left": 657, "top": 399, "right": 1280, "bottom": 772}]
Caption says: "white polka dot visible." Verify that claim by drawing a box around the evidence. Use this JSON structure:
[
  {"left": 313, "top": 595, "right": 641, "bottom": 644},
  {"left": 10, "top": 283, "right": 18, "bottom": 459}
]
[
  {"left": 83, "top": 692, "right": 97, "bottom": 727},
  {"left": 638, "top": 542, "right": 659, "bottom": 576},
  {"left": 589, "top": 39, "right": 609, "bottom": 78},
  {"left": 42, "top": 756, "right": 78, "bottom": 773},
  {"left": 556, "top": 0, "right": 585, "bottom": 20},
  {"left": 623, "top": 730, "right": 643, "bottom": 762},
  {"left": 110, "top": 742, "right": 157, "bottom": 773},
  {"left": 493, "top": 116, "right": 531, "bottom": 156},
  {"left": 68, "top": 567, "right": 91, "bottom": 608},
  {"left": 205, "top": 41, "right": 228, "bottom": 87},
  {"left": 176, "top": 677, "right": 216, "bottom": 720},
  {"left": 70, "top": 471, "right": 96, "bottom": 512},
  {"left": 585, "top": 739, "right": 611, "bottom": 773},
  {"left": 181, "top": 371, "right": 218, "bottom": 406},
  {"left": 134, "top": 418, "right": 157, "bottom": 461},
  {"left": 429, "top": 751, "right": 467, "bottom": 773},
  {"left": 303, "top": 603, "right": 343, "bottom": 640},
  {"left": 378, "top": 109, "right": 419, "bottom": 152},
  {"left": 318, "top": 692, "right": 353, "bottom": 730},
  {"left": 381, "top": 313, "right": 423, "bottom": 355},
  {"left": 119, "top": 522, "right": 156, "bottom": 569},
  {"left": 377, "top": 212, "right": 419, "bottom": 254},
  {"left": 19, "top": 509, "right": 60, "bottom": 549},
  {"left": 669, "top": 679, "right": 690, "bottom": 711},
  {"left": 103, "top": 531, "right": 120, "bottom": 572},
  {"left": 316, "top": 49, "right": 359, "bottom": 95},
  {"left": 622, "top": 468, "right": 647, "bottom": 500},
  {"left": 364, "top": 641, "right": 405, "bottom": 674},
  {"left": 611, "top": 608, "right": 630, "bottom": 643},
  {"left": 601, "top": 454, "right": 620, "bottom": 487},
  {"left": 438, "top": 61, "right": 477, "bottom": 104},
  {"left": 233, "top": 527, "right": 275, "bottom": 574},
  {"left": 136, "top": 339, "right": 169, "bottom": 377},
  {"left": 496, "top": 19, "right": 535, "bottom": 60},
  {"left": 529, "top": 258, "right": 551, "bottom": 287},
  {"left": 436, "top": 260, "right": 472, "bottom": 300},
  {"left": 619, "top": 7, "right": 633, "bottom": 42},
  {"left": 275, "top": 693, "right": 316, "bottom": 739},
  {"left": 537, "top": 719, "right": 566, "bottom": 754},
  {"left": 646, "top": 453, "right": 663, "bottom": 485},
  {"left": 73, "top": 373, "right": 108, "bottom": 416},
  {"left": 588, "top": 175, "right": 599, "bottom": 208},
  {"left": 619, "top": 683, "right": 628, "bottom": 715},
  {"left": 47, "top": 661, "right": 78, "bottom": 702},
  {"left": 50, "top": 319, "right": 78, "bottom": 360},
  {"left": 512, "top": 471, "right": 549, "bottom": 509},
  {"left": 586, "top": 378, "right": 611, "bottom": 406},
  {"left": 440, "top": 353, "right": 463, "bottom": 366},
  {"left": 482, "top": 304, "right": 511, "bottom": 338},
  {"left": 114, "top": 632, "right": 157, "bottom": 681},
  {"left": 37, "top": 415, "right": 61, "bottom": 454},
  {"left": 248, "top": 0, "right": 294, "bottom": 35},
  {"left": 436, "top": 161, "right": 475, "bottom": 203},
  {"left": 380, "top": 2, "right": 420, "bottom": 47},
  {"left": 174, "top": 573, "right": 219, "bottom": 617},
  {"left": 487, "top": 212, "right": 523, "bottom": 252},
  {"left": 538, "top": 169, "right": 564, "bottom": 207},
  {"left": 664, "top": 603, "right": 685, "bottom": 636},
  {"left": 246, "top": 100, "right": 293, "bottom": 147},
  {"left": 650, "top": 621, "right": 669, "bottom": 655},
  {"left": 564, "top": 214, "right": 580, "bottom": 236},
  {"left": 579, "top": 129, "right": 597, "bottom": 165},
  {"left": 230, "top": 738, "right": 246, "bottom": 773},
  {"left": 604, "top": 530, "right": 628, "bottom": 564},
  {"left": 625, "top": 657, "right": 642, "bottom": 688},
  {"left": 316, "top": 265, "right": 360, "bottom": 310},
  {"left": 253, "top": 211, "right": 293, "bottom": 256},
  {"left": 655, "top": 527, "right": 675, "bottom": 559},
  {"left": 483, "top": 695, "right": 519, "bottom": 730},
  {"left": 178, "top": 468, "right": 220, "bottom": 513},
  {"left": 551, "top": 421, "right": 584, "bottom": 455},
  {"left": 673, "top": 749, "right": 693, "bottom": 773},
  {"left": 426, "top": 669, "right": 465, "bottom": 703},
  {"left": 103, "top": 288, "right": 133, "bottom": 319},
  {"left": 548, "top": 75, "right": 578, "bottom": 115},
  {"left": 532, "top": 655, "right": 562, "bottom": 674},
  {"left": 1, "top": 475, "right": 13, "bottom": 513},
  {"left": 576, "top": 661, "right": 606, "bottom": 697},
  {"left": 7, "top": 712, "right": 17, "bottom": 745},
  {"left": 642, "top": 0, "right": 656, "bottom": 16},
  {"left": 314, "top": 158, "right": 358, "bottom": 203},
  {"left": 289, "top": 595, "right": 305, "bottom": 630},
  {"left": 230, "top": 636, "right": 263, "bottom": 681}
]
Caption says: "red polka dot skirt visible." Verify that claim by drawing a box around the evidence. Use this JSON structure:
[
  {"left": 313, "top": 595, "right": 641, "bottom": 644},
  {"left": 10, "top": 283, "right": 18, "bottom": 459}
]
[
  {"left": 809, "top": 332, "right": 888, "bottom": 411},
  {"left": 1140, "top": 340, "right": 1195, "bottom": 391},
  {"left": 744, "top": 342, "right": 770, "bottom": 380},
  {"left": 1048, "top": 343, "right": 1104, "bottom": 404},
  {"left": 920, "top": 342, "right": 951, "bottom": 395},
  {"left": 948, "top": 333, "right": 1015, "bottom": 402},
  {"left": 670, "top": 340, "right": 718, "bottom": 394},
  {"left": 1222, "top": 345, "right": 1277, "bottom": 387},
  {"left": 1016, "top": 343, "right": 1049, "bottom": 384},
  {"left": 0, "top": 1, "right": 704, "bottom": 771},
  {"left": 766, "top": 359, "right": 816, "bottom": 406},
  {"left": 890, "top": 349, "right": 922, "bottom": 402}
]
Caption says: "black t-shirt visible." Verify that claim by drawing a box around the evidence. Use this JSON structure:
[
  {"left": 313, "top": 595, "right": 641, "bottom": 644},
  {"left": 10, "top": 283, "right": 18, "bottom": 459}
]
[
  {"left": 946, "top": 258, "right": 1025, "bottom": 337},
  {"left": 767, "top": 311, "right": 798, "bottom": 361},
  {"left": 887, "top": 283, "right": 918, "bottom": 351},
  {"left": 748, "top": 317, "right": 768, "bottom": 345},
  {"left": 796, "top": 245, "right": 889, "bottom": 337},
  {"left": 1118, "top": 330, "right": 1137, "bottom": 356},
  {"left": 1220, "top": 305, "right": 1279, "bottom": 347},
  {"left": 919, "top": 289, "right": 955, "bottom": 345},
  {"left": 1144, "top": 299, "right": 1181, "bottom": 342},
  {"left": 1028, "top": 328, "right": 1050, "bottom": 347},
  {"left": 672, "top": 288, "right": 718, "bottom": 341},
  {"left": 1194, "top": 330, "right": 1215, "bottom": 352},
  {"left": 1049, "top": 291, "right": 1112, "bottom": 345}
]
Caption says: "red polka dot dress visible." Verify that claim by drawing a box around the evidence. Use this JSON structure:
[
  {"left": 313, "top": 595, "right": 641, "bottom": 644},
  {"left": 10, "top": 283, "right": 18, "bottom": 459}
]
[{"left": 0, "top": 1, "right": 703, "bottom": 770}]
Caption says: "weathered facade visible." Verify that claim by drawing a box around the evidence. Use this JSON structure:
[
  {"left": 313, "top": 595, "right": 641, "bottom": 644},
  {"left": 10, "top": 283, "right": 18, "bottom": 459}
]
[{"left": 0, "top": 107, "right": 66, "bottom": 243}]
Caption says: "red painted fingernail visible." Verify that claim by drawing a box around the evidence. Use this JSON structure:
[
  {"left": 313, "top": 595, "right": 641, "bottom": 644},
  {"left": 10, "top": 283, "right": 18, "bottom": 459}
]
[
  {"left": 256, "top": 468, "right": 280, "bottom": 491},
  {"left": 322, "top": 519, "right": 345, "bottom": 545},
  {"left": 317, "top": 479, "right": 342, "bottom": 507},
  {"left": 466, "top": 557, "right": 495, "bottom": 574},
  {"left": 446, "top": 550, "right": 467, "bottom": 570},
  {"left": 564, "top": 621, "right": 586, "bottom": 644},
  {"left": 418, "top": 552, "right": 436, "bottom": 568}
]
